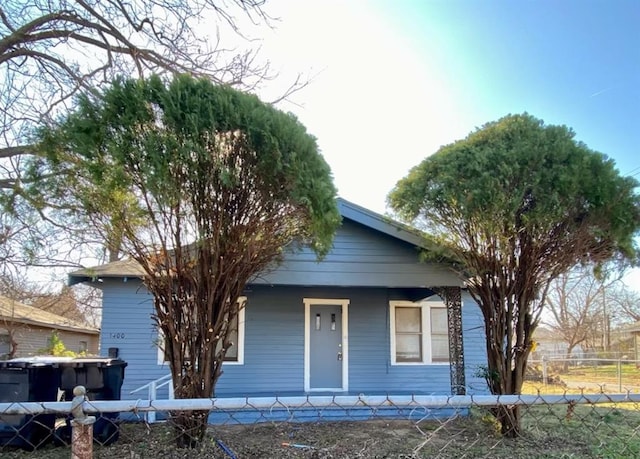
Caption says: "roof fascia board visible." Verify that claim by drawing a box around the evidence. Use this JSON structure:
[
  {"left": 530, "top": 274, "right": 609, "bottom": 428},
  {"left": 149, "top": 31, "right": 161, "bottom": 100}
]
[{"left": 337, "top": 198, "right": 426, "bottom": 249}]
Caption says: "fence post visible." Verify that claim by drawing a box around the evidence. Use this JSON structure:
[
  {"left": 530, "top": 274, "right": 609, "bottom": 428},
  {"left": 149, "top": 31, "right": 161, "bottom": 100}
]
[
  {"left": 542, "top": 356, "right": 548, "bottom": 386},
  {"left": 148, "top": 380, "right": 157, "bottom": 424},
  {"left": 70, "top": 385, "right": 96, "bottom": 459},
  {"left": 618, "top": 359, "right": 622, "bottom": 392}
]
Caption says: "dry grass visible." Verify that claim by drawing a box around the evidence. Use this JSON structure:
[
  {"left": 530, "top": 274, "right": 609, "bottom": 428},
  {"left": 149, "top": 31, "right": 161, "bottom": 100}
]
[
  {"left": 522, "top": 381, "right": 604, "bottom": 395},
  {"left": 2, "top": 405, "right": 640, "bottom": 458}
]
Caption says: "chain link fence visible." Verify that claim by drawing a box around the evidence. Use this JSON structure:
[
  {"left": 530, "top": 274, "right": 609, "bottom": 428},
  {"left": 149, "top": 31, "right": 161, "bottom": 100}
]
[
  {"left": 528, "top": 357, "right": 640, "bottom": 393},
  {"left": 1, "top": 392, "right": 639, "bottom": 458}
]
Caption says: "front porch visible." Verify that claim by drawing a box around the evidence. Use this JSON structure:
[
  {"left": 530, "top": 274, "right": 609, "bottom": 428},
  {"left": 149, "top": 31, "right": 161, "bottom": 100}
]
[{"left": 128, "top": 372, "right": 467, "bottom": 423}]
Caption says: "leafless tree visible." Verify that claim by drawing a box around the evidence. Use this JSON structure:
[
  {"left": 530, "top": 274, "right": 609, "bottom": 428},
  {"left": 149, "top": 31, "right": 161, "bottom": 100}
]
[
  {"left": 0, "top": 294, "right": 21, "bottom": 359},
  {"left": 607, "top": 283, "right": 640, "bottom": 324},
  {"left": 544, "top": 268, "right": 607, "bottom": 360},
  {"left": 0, "top": 274, "right": 49, "bottom": 358},
  {"left": 1, "top": 0, "right": 308, "bottom": 270},
  {"left": 544, "top": 268, "right": 640, "bottom": 363},
  {"left": 0, "top": 0, "right": 300, "bottom": 158},
  {"left": 0, "top": 273, "right": 97, "bottom": 325}
]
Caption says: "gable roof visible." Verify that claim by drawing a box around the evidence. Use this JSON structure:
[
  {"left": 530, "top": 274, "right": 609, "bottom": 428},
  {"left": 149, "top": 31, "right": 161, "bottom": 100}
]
[
  {"left": 0, "top": 295, "right": 99, "bottom": 334},
  {"left": 69, "top": 198, "right": 437, "bottom": 285},
  {"left": 337, "top": 198, "right": 427, "bottom": 249}
]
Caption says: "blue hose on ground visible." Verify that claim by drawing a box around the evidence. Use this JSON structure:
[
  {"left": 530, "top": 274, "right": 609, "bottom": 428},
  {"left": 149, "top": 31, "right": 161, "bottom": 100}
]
[{"left": 216, "top": 439, "right": 238, "bottom": 459}]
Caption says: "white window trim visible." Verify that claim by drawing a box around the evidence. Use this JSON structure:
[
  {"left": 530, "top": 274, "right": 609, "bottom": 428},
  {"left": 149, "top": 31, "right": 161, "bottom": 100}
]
[
  {"left": 389, "top": 300, "right": 449, "bottom": 366},
  {"left": 157, "top": 296, "right": 246, "bottom": 366}
]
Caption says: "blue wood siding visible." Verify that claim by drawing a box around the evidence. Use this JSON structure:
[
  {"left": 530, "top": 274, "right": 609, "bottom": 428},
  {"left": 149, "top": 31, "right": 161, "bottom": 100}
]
[
  {"left": 100, "top": 282, "right": 488, "bottom": 399},
  {"left": 347, "top": 288, "right": 451, "bottom": 392},
  {"left": 256, "top": 220, "right": 461, "bottom": 287},
  {"left": 99, "top": 280, "right": 167, "bottom": 399},
  {"left": 461, "top": 292, "right": 489, "bottom": 394}
]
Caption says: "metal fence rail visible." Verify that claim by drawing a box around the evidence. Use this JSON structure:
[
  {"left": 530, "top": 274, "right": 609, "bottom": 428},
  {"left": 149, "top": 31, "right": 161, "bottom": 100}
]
[
  {"left": 529, "top": 357, "right": 640, "bottom": 392},
  {"left": 2, "top": 393, "right": 640, "bottom": 415},
  {"left": 2, "top": 392, "right": 640, "bottom": 458}
]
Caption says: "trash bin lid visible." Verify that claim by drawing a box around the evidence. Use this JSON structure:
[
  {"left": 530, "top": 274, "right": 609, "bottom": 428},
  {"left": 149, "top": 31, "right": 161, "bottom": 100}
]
[
  {"left": 1, "top": 356, "right": 75, "bottom": 368},
  {"left": 10, "top": 356, "right": 75, "bottom": 363},
  {"left": 1, "top": 357, "right": 127, "bottom": 368},
  {"left": 59, "top": 358, "right": 127, "bottom": 368}
]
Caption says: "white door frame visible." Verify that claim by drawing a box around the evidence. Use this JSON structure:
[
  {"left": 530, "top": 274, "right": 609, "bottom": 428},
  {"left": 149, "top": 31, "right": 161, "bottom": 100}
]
[{"left": 303, "top": 297, "right": 349, "bottom": 392}]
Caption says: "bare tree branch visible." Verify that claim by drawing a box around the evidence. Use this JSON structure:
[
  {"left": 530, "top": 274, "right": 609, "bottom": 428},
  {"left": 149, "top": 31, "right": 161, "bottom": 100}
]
[
  {"left": 1, "top": 0, "right": 309, "bottom": 272},
  {"left": 0, "top": 145, "right": 34, "bottom": 159}
]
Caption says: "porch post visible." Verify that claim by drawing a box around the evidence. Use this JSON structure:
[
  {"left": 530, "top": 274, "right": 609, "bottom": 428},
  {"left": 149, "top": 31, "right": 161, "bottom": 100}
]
[{"left": 434, "top": 287, "right": 466, "bottom": 395}]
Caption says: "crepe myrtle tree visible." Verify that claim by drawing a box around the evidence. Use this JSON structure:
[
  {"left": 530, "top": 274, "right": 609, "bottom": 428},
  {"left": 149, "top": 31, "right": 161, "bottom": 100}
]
[
  {"left": 35, "top": 74, "right": 340, "bottom": 447},
  {"left": 389, "top": 113, "right": 640, "bottom": 437}
]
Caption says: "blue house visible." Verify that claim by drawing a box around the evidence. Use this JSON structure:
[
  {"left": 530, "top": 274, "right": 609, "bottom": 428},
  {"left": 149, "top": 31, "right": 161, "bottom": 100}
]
[{"left": 69, "top": 199, "right": 488, "bottom": 402}]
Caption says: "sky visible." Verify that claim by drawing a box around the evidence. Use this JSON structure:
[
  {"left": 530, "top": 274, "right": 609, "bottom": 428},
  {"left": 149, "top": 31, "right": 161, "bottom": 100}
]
[
  {"left": 15, "top": 0, "right": 640, "bottom": 289},
  {"left": 250, "top": 0, "right": 640, "bottom": 287},
  {"left": 257, "top": 0, "right": 639, "bottom": 212}
]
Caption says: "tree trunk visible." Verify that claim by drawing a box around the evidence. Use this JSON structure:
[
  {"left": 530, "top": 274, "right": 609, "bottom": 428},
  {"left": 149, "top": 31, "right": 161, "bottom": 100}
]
[
  {"left": 481, "top": 292, "right": 536, "bottom": 439},
  {"left": 563, "top": 344, "right": 576, "bottom": 372},
  {"left": 494, "top": 405, "right": 521, "bottom": 437},
  {"left": 106, "top": 233, "right": 122, "bottom": 263},
  {"left": 168, "top": 371, "right": 215, "bottom": 447},
  {"left": 9, "top": 333, "right": 17, "bottom": 359},
  {"left": 159, "top": 289, "right": 230, "bottom": 448},
  {"left": 485, "top": 351, "right": 528, "bottom": 438},
  {"left": 171, "top": 410, "right": 209, "bottom": 448},
  {"left": 166, "top": 355, "right": 218, "bottom": 448},
  {"left": 484, "top": 349, "right": 525, "bottom": 437}
]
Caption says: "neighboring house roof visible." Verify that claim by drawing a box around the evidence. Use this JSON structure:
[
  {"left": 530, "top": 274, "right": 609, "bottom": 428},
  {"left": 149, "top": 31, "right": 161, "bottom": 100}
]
[
  {"left": 532, "top": 327, "right": 566, "bottom": 343},
  {"left": 0, "top": 295, "right": 99, "bottom": 335},
  {"left": 617, "top": 321, "right": 640, "bottom": 334},
  {"left": 68, "top": 197, "right": 452, "bottom": 286}
]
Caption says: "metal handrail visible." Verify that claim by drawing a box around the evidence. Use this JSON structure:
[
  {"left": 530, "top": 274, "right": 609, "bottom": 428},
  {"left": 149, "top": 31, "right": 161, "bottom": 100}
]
[
  {"left": 130, "top": 373, "right": 174, "bottom": 423},
  {"left": 130, "top": 373, "right": 172, "bottom": 394}
]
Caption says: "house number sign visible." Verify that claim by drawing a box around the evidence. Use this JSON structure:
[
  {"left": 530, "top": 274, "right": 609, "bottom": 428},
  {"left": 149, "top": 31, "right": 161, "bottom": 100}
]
[{"left": 109, "top": 333, "right": 125, "bottom": 339}]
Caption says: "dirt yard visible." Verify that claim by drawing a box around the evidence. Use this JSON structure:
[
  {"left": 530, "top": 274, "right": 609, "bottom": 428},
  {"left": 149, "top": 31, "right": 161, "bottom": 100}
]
[{"left": 4, "top": 412, "right": 632, "bottom": 459}]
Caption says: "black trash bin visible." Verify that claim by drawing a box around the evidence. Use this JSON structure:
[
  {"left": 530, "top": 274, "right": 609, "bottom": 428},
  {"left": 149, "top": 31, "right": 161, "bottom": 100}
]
[
  {"left": 55, "top": 358, "right": 127, "bottom": 446},
  {"left": 0, "top": 358, "right": 66, "bottom": 450}
]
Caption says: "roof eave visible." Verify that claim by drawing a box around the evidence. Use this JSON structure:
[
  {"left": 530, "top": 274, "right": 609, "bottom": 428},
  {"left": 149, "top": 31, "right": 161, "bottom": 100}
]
[
  {"left": 0, "top": 315, "right": 100, "bottom": 334},
  {"left": 337, "top": 198, "right": 427, "bottom": 249}
]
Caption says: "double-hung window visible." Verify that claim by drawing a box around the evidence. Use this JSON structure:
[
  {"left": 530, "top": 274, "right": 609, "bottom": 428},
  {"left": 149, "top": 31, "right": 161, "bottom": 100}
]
[
  {"left": 157, "top": 296, "right": 246, "bottom": 365},
  {"left": 389, "top": 300, "right": 449, "bottom": 365}
]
